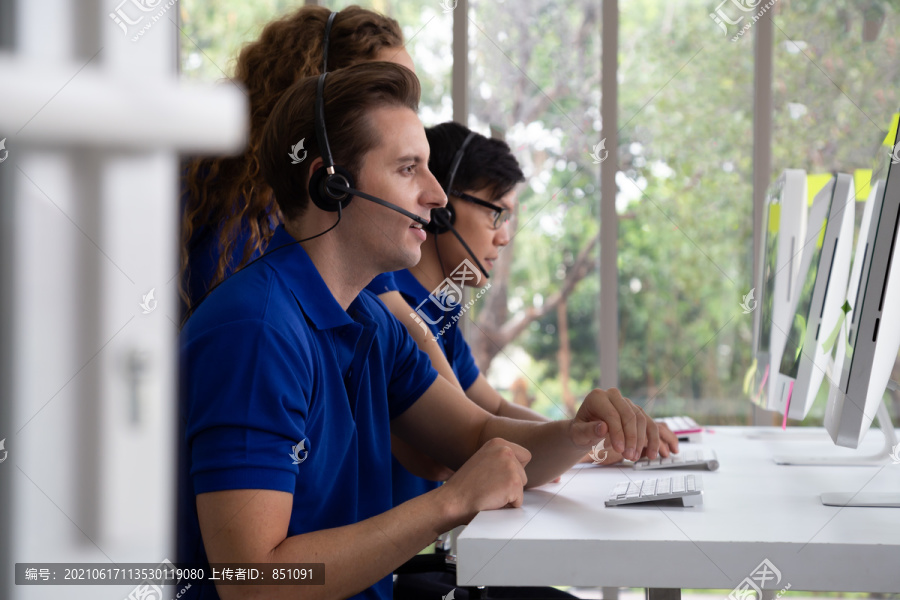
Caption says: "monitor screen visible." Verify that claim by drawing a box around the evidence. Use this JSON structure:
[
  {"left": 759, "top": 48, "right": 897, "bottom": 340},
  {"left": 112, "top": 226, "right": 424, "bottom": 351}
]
[
  {"left": 778, "top": 181, "right": 835, "bottom": 380},
  {"left": 754, "top": 179, "right": 783, "bottom": 403},
  {"left": 752, "top": 169, "right": 807, "bottom": 411},
  {"left": 826, "top": 112, "right": 900, "bottom": 449}
]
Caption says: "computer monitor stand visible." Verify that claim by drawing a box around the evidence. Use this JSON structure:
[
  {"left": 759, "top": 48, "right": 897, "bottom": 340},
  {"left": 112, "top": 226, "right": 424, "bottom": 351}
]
[
  {"left": 746, "top": 359, "right": 840, "bottom": 442},
  {"left": 820, "top": 397, "right": 899, "bottom": 507},
  {"left": 772, "top": 399, "right": 897, "bottom": 467}
]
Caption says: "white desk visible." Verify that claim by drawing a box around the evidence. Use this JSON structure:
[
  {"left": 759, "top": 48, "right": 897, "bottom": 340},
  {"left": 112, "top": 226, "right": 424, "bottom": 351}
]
[{"left": 457, "top": 427, "right": 900, "bottom": 594}]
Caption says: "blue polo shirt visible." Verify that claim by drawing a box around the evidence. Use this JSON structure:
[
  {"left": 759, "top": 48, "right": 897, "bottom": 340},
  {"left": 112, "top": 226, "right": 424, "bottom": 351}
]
[
  {"left": 365, "top": 269, "right": 480, "bottom": 506},
  {"left": 180, "top": 226, "right": 438, "bottom": 600}
]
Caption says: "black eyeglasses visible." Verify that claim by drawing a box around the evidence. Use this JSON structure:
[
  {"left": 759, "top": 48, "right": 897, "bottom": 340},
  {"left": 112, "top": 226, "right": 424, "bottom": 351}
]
[{"left": 450, "top": 189, "right": 512, "bottom": 230}]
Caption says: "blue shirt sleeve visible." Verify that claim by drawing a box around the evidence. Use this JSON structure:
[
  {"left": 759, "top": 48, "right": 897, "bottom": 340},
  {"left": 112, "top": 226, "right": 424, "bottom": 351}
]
[
  {"left": 182, "top": 319, "right": 314, "bottom": 495},
  {"left": 365, "top": 271, "right": 399, "bottom": 296},
  {"left": 365, "top": 294, "right": 439, "bottom": 419},
  {"left": 448, "top": 322, "right": 481, "bottom": 391}
]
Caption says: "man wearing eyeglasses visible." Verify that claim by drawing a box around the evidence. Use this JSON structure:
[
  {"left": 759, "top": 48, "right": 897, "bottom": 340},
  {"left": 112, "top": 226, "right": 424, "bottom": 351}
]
[
  {"left": 367, "top": 121, "right": 680, "bottom": 508},
  {"left": 368, "top": 122, "right": 678, "bottom": 598}
]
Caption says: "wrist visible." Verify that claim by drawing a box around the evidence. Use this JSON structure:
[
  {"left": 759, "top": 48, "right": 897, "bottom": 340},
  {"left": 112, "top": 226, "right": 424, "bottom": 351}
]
[
  {"left": 431, "top": 482, "right": 473, "bottom": 530},
  {"left": 565, "top": 417, "right": 593, "bottom": 451}
]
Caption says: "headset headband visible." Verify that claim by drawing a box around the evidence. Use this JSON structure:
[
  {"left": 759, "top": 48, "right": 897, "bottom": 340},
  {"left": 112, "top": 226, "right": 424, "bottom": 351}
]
[
  {"left": 323, "top": 11, "right": 337, "bottom": 74},
  {"left": 316, "top": 13, "right": 339, "bottom": 176},
  {"left": 315, "top": 74, "right": 335, "bottom": 175},
  {"left": 444, "top": 131, "right": 477, "bottom": 197}
]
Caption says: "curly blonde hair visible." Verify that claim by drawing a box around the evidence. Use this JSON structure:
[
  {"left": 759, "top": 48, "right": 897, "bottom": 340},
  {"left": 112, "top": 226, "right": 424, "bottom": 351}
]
[{"left": 181, "top": 5, "right": 404, "bottom": 308}]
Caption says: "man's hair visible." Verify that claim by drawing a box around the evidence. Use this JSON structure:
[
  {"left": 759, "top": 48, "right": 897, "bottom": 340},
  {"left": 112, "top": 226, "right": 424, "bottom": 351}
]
[
  {"left": 425, "top": 122, "right": 525, "bottom": 201},
  {"left": 180, "top": 5, "right": 404, "bottom": 307},
  {"left": 259, "top": 62, "right": 421, "bottom": 221}
]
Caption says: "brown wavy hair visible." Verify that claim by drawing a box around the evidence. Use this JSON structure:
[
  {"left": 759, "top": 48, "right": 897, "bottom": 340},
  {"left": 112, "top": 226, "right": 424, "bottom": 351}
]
[{"left": 181, "top": 5, "right": 404, "bottom": 308}]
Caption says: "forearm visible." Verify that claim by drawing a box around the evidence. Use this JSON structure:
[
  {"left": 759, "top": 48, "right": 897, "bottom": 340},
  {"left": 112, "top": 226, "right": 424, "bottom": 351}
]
[
  {"left": 495, "top": 399, "right": 550, "bottom": 422},
  {"left": 218, "top": 488, "right": 459, "bottom": 600},
  {"left": 477, "top": 417, "right": 586, "bottom": 487},
  {"left": 391, "top": 433, "right": 455, "bottom": 481}
]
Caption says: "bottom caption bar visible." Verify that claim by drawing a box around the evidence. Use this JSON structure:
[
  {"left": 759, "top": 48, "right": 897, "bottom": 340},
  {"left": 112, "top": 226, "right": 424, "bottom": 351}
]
[{"left": 16, "top": 563, "right": 325, "bottom": 585}]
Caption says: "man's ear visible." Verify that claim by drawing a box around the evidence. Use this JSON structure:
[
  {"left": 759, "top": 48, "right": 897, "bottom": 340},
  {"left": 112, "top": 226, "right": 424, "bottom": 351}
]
[{"left": 305, "top": 156, "right": 326, "bottom": 194}]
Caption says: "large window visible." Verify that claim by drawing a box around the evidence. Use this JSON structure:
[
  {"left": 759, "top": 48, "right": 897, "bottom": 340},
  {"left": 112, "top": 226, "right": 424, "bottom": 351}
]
[
  {"left": 467, "top": 0, "right": 603, "bottom": 420},
  {"left": 178, "top": 0, "right": 899, "bottom": 428},
  {"left": 615, "top": 0, "right": 755, "bottom": 425}
]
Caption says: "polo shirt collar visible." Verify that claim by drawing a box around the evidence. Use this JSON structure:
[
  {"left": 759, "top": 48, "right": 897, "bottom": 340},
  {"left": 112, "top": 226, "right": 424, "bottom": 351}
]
[{"left": 264, "top": 225, "right": 363, "bottom": 331}]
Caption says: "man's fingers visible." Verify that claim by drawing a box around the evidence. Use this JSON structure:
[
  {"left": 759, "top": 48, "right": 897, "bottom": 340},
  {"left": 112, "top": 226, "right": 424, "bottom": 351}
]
[
  {"left": 644, "top": 409, "right": 660, "bottom": 460},
  {"left": 484, "top": 438, "right": 532, "bottom": 467},
  {"left": 570, "top": 420, "right": 604, "bottom": 447},
  {"left": 585, "top": 389, "right": 625, "bottom": 453},
  {"left": 658, "top": 423, "right": 679, "bottom": 456},
  {"left": 509, "top": 442, "right": 532, "bottom": 467},
  {"left": 607, "top": 389, "right": 637, "bottom": 460},
  {"left": 517, "top": 460, "right": 528, "bottom": 488},
  {"left": 632, "top": 403, "right": 648, "bottom": 458}
]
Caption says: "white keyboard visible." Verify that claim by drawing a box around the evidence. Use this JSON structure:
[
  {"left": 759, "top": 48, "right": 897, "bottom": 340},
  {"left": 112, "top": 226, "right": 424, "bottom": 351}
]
[
  {"left": 657, "top": 415, "right": 703, "bottom": 442},
  {"left": 605, "top": 474, "right": 704, "bottom": 507},
  {"left": 633, "top": 448, "right": 719, "bottom": 471}
]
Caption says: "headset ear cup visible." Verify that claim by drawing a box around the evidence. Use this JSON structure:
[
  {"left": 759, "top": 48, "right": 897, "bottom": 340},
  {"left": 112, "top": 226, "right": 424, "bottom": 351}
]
[
  {"left": 308, "top": 164, "right": 355, "bottom": 212},
  {"left": 425, "top": 203, "right": 455, "bottom": 234}
]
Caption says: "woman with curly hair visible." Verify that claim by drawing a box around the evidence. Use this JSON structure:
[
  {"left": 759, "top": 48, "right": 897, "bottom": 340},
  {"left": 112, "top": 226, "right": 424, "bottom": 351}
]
[{"left": 181, "top": 4, "right": 412, "bottom": 310}]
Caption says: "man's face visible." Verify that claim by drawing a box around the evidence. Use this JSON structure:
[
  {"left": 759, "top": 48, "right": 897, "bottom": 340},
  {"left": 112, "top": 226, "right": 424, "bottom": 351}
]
[
  {"left": 344, "top": 105, "right": 446, "bottom": 273},
  {"left": 435, "top": 187, "right": 515, "bottom": 285}
]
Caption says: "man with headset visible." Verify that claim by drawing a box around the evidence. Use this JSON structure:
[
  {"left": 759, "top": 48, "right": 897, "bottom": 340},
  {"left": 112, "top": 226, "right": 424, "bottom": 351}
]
[
  {"left": 369, "top": 122, "right": 680, "bottom": 599},
  {"left": 181, "top": 60, "right": 662, "bottom": 600}
]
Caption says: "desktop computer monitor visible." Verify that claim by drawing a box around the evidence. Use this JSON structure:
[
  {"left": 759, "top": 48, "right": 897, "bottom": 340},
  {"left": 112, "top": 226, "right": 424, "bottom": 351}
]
[
  {"left": 771, "top": 177, "right": 891, "bottom": 465},
  {"left": 753, "top": 169, "right": 808, "bottom": 414},
  {"left": 825, "top": 119, "right": 900, "bottom": 451},
  {"left": 776, "top": 174, "right": 855, "bottom": 420}
]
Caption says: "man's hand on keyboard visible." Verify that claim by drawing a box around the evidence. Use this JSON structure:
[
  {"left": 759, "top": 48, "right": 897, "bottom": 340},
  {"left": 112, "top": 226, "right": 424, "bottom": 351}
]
[
  {"left": 569, "top": 388, "right": 661, "bottom": 462},
  {"left": 647, "top": 422, "right": 679, "bottom": 458},
  {"left": 578, "top": 422, "right": 679, "bottom": 466}
]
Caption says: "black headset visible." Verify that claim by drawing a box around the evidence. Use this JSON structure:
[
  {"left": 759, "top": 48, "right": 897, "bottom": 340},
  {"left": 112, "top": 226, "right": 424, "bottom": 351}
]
[
  {"left": 182, "top": 13, "right": 488, "bottom": 325},
  {"left": 425, "top": 131, "right": 476, "bottom": 235},
  {"left": 182, "top": 11, "right": 409, "bottom": 325},
  {"left": 306, "top": 12, "right": 429, "bottom": 226},
  {"left": 425, "top": 130, "right": 490, "bottom": 279}
]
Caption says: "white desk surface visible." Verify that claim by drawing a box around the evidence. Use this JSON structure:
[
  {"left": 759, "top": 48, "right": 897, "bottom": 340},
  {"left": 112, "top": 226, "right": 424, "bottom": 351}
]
[{"left": 457, "top": 426, "right": 900, "bottom": 593}]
